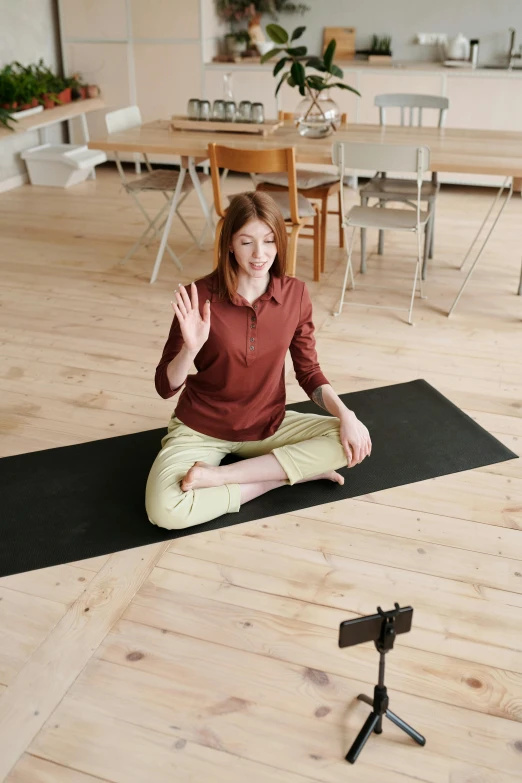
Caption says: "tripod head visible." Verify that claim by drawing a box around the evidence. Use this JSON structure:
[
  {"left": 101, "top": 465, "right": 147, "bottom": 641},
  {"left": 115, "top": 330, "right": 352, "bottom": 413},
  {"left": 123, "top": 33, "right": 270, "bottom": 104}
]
[{"left": 374, "top": 603, "right": 401, "bottom": 654}]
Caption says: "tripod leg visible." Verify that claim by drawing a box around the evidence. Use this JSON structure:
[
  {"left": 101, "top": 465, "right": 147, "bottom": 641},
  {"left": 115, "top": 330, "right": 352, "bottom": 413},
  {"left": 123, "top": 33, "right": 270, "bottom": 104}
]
[
  {"left": 386, "top": 709, "right": 426, "bottom": 746},
  {"left": 346, "top": 711, "right": 381, "bottom": 764}
]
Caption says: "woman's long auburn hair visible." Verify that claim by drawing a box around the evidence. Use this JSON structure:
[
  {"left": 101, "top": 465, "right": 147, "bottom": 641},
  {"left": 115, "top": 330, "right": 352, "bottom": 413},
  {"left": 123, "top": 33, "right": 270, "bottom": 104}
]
[{"left": 213, "top": 191, "right": 287, "bottom": 301}]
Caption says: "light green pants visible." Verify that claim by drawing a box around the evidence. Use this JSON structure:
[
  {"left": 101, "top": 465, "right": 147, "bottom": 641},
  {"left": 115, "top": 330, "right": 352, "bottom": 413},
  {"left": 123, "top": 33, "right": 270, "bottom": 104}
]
[{"left": 145, "top": 409, "right": 347, "bottom": 531}]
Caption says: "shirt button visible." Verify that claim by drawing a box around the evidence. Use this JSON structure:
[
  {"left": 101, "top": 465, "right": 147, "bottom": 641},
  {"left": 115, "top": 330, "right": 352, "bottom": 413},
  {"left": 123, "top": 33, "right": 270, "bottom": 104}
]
[
  {"left": 253, "top": 304, "right": 258, "bottom": 310},
  {"left": 249, "top": 345, "right": 255, "bottom": 351},
  {"left": 250, "top": 337, "right": 255, "bottom": 342},
  {"left": 251, "top": 324, "right": 256, "bottom": 329}
]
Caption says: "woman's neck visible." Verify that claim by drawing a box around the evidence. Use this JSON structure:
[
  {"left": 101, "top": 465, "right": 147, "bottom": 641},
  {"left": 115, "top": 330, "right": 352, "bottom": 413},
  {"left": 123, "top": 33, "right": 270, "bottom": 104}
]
[{"left": 236, "top": 271, "right": 270, "bottom": 304}]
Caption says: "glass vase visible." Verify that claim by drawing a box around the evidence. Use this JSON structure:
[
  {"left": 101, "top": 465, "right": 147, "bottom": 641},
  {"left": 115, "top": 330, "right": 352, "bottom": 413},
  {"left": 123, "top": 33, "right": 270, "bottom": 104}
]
[{"left": 294, "top": 90, "right": 341, "bottom": 138}]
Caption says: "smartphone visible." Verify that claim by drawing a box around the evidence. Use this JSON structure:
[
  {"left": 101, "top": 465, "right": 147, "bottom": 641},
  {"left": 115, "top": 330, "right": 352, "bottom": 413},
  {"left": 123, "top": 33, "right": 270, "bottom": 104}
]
[{"left": 338, "top": 606, "right": 413, "bottom": 648}]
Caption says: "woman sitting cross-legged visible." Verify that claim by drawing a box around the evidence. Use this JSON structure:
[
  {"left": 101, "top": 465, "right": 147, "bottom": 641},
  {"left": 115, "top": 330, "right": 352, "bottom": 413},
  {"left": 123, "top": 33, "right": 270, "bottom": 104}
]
[{"left": 146, "top": 191, "right": 372, "bottom": 531}]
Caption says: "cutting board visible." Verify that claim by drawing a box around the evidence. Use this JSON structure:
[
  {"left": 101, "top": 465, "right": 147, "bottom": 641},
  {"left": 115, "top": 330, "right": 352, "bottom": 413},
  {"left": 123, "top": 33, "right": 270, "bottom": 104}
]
[{"left": 323, "top": 27, "right": 356, "bottom": 60}]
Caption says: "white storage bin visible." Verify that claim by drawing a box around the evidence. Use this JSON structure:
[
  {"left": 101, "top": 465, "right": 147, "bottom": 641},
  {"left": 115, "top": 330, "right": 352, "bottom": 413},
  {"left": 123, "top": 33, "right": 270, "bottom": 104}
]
[{"left": 20, "top": 143, "right": 107, "bottom": 187}]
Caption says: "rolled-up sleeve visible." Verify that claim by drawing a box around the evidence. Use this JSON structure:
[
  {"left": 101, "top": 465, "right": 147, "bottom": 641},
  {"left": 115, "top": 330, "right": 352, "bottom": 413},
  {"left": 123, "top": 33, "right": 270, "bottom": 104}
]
[
  {"left": 289, "top": 282, "right": 329, "bottom": 397},
  {"left": 154, "top": 315, "right": 185, "bottom": 399}
]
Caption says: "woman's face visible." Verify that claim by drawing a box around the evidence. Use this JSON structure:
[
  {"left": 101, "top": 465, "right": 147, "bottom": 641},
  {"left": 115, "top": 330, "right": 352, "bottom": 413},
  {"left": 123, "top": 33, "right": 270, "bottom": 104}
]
[{"left": 230, "top": 218, "right": 277, "bottom": 280}]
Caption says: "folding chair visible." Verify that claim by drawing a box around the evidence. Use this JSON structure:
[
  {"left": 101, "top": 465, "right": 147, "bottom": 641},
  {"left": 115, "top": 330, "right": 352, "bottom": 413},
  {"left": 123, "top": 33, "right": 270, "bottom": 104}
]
[
  {"left": 105, "top": 106, "right": 211, "bottom": 282},
  {"left": 332, "top": 141, "right": 432, "bottom": 325},
  {"left": 360, "top": 94, "right": 449, "bottom": 277},
  {"left": 208, "top": 143, "right": 321, "bottom": 280}
]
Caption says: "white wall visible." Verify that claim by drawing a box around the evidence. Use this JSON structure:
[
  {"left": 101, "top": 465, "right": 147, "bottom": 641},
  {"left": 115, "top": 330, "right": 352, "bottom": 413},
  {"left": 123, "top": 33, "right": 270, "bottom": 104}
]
[
  {"left": 0, "top": 0, "right": 62, "bottom": 188},
  {"left": 274, "top": 0, "right": 522, "bottom": 64}
]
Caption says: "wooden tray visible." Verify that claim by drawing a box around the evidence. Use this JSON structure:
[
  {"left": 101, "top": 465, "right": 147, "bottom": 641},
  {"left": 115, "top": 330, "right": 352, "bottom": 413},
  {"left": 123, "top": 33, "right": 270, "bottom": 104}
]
[
  {"left": 170, "top": 116, "right": 283, "bottom": 136},
  {"left": 323, "top": 26, "right": 356, "bottom": 60}
]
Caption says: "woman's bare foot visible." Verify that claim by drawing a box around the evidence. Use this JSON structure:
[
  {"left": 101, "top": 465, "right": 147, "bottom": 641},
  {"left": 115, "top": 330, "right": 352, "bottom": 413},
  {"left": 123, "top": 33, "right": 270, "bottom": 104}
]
[
  {"left": 181, "top": 461, "right": 224, "bottom": 491},
  {"left": 297, "top": 470, "right": 345, "bottom": 485}
]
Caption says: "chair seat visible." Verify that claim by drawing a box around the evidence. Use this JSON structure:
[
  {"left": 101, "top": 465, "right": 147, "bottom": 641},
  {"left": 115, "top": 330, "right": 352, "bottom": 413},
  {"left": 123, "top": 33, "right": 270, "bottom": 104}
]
[
  {"left": 233, "top": 189, "right": 316, "bottom": 220},
  {"left": 345, "top": 206, "right": 430, "bottom": 230},
  {"left": 126, "top": 169, "right": 209, "bottom": 193},
  {"left": 360, "top": 176, "right": 439, "bottom": 199},
  {"left": 255, "top": 168, "right": 340, "bottom": 190}
]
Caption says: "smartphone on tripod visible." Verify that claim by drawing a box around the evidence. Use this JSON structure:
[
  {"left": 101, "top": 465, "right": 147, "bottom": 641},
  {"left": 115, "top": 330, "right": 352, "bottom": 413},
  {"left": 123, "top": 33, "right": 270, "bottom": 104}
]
[{"left": 339, "top": 606, "right": 413, "bottom": 648}]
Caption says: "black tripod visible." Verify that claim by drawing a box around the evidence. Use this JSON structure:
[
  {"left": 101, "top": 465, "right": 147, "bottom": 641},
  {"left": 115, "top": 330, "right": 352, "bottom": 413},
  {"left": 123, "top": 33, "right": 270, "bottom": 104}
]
[{"left": 346, "top": 604, "right": 426, "bottom": 764}]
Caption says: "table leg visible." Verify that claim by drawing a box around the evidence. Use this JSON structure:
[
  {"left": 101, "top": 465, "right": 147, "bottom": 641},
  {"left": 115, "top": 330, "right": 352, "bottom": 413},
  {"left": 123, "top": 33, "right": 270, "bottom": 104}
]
[
  {"left": 79, "top": 113, "right": 95, "bottom": 180},
  {"left": 448, "top": 177, "right": 514, "bottom": 316},
  {"left": 188, "top": 157, "right": 214, "bottom": 237}
]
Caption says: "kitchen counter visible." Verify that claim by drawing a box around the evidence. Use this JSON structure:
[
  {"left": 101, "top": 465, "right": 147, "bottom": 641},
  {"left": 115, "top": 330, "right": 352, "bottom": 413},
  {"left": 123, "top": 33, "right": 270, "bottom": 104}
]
[{"left": 205, "top": 59, "right": 522, "bottom": 76}]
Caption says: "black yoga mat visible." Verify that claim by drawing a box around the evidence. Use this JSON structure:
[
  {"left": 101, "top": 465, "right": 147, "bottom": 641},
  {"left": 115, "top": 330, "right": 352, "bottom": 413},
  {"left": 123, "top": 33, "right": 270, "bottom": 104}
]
[{"left": 0, "top": 380, "right": 517, "bottom": 577}]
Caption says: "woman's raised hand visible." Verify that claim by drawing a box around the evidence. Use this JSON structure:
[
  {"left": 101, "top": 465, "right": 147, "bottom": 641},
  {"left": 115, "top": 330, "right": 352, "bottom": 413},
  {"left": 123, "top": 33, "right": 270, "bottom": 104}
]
[{"left": 171, "top": 282, "right": 211, "bottom": 354}]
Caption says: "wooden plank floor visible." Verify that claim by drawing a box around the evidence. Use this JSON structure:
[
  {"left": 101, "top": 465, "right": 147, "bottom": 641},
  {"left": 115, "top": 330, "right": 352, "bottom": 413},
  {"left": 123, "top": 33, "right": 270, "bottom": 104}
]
[{"left": 0, "top": 166, "right": 521, "bottom": 783}]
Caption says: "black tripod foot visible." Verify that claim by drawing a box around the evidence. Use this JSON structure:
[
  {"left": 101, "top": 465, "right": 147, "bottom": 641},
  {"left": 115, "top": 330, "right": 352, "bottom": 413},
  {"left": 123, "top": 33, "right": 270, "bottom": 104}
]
[{"left": 346, "top": 692, "right": 426, "bottom": 764}]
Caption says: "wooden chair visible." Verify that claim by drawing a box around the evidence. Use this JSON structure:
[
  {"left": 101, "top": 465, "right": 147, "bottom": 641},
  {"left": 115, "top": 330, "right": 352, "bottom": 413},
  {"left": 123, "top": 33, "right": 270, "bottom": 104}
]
[
  {"left": 254, "top": 111, "right": 348, "bottom": 277},
  {"left": 208, "top": 143, "right": 321, "bottom": 280}
]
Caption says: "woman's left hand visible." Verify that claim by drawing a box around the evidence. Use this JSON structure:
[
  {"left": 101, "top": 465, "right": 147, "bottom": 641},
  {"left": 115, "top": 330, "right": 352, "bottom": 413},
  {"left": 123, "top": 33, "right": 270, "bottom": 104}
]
[{"left": 340, "top": 411, "right": 372, "bottom": 468}]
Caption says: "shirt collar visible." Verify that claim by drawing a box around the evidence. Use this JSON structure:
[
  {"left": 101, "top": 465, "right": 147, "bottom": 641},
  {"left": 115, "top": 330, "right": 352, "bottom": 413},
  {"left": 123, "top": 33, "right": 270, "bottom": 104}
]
[{"left": 230, "top": 274, "right": 283, "bottom": 306}]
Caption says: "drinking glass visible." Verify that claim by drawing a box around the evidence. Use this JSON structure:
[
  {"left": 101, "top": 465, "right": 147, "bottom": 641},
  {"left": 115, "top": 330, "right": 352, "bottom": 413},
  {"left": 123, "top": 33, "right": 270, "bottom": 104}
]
[
  {"left": 238, "top": 100, "right": 252, "bottom": 122},
  {"left": 187, "top": 98, "right": 200, "bottom": 120},
  {"left": 199, "top": 100, "right": 211, "bottom": 121},
  {"left": 225, "top": 101, "right": 237, "bottom": 122},
  {"left": 251, "top": 102, "right": 265, "bottom": 124},
  {"left": 212, "top": 99, "right": 226, "bottom": 121}
]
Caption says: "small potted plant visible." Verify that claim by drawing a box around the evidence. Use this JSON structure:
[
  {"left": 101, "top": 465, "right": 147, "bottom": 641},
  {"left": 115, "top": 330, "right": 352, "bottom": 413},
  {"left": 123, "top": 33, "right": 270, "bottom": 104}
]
[
  {"left": 225, "top": 29, "right": 251, "bottom": 57},
  {"left": 262, "top": 23, "right": 360, "bottom": 137},
  {"left": 368, "top": 35, "right": 392, "bottom": 64}
]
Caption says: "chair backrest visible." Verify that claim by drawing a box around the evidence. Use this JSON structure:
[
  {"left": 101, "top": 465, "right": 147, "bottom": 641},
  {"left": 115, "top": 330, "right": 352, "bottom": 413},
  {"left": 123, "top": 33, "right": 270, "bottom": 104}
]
[
  {"left": 332, "top": 141, "right": 431, "bottom": 223},
  {"left": 208, "top": 143, "right": 300, "bottom": 223},
  {"left": 375, "top": 93, "right": 449, "bottom": 128},
  {"left": 278, "top": 110, "right": 348, "bottom": 125},
  {"left": 105, "top": 105, "right": 142, "bottom": 134},
  {"left": 332, "top": 141, "right": 430, "bottom": 175}
]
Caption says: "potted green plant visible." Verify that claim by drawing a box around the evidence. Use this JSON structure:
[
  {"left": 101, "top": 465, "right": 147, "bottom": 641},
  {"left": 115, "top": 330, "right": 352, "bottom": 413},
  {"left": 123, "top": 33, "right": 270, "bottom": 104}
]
[
  {"left": 262, "top": 23, "right": 360, "bottom": 136},
  {"left": 368, "top": 34, "right": 392, "bottom": 64},
  {"left": 225, "top": 29, "right": 251, "bottom": 57}
]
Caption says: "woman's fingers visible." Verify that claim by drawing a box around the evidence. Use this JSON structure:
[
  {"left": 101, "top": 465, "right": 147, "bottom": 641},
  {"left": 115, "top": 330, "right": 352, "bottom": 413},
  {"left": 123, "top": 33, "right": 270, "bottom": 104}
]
[
  {"left": 178, "top": 284, "right": 192, "bottom": 312},
  {"left": 171, "top": 301, "right": 183, "bottom": 321},
  {"left": 190, "top": 281, "right": 199, "bottom": 311},
  {"left": 175, "top": 291, "right": 188, "bottom": 318}
]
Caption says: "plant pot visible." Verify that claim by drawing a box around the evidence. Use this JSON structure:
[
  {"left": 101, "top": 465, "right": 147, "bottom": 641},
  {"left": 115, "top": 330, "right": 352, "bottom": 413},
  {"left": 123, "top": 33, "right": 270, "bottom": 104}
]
[
  {"left": 295, "top": 90, "right": 341, "bottom": 138},
  {"left": 79, "top": 86, "right": 88, "bottom": 99},
  {"left": 86, "top": 84, "right": 99, "bottom": 98},
  {"left": 58, "top": 87, "right": 72, "bottom": 103},
  {"left": 42, "top": 94, "right": 57, "bottom": 109},
  {"left": 226, "top": 36, "right": 248, "bottom": 57},
  {"left": 368, "top": 54, "right": 392, "bottom": 64}
]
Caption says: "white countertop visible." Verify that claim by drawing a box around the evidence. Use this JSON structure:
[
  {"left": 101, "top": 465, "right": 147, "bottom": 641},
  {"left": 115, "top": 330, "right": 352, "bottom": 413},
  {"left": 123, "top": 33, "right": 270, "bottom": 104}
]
[{"left": 205, "top": 59, "right": 522, "bottom": 77}]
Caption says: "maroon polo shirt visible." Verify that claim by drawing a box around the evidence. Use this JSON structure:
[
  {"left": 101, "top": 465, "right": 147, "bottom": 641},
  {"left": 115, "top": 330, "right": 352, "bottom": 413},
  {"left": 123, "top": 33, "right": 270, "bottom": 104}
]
[{"left": 154, "top": 271, "right": 329, "bottom": 441}]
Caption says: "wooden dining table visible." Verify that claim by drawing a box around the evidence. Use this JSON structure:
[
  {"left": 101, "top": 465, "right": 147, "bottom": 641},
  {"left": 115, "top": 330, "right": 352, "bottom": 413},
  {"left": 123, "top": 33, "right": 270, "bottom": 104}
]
[{"left": 89, "top": 120, "right": 522, "bottom": 310}]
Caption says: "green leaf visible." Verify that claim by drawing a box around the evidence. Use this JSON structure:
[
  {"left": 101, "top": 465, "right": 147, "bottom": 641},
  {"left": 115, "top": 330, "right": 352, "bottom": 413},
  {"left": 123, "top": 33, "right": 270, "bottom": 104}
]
[
  {"left": 266, "top": 24, "right": 289, "bottom": 45},
  {"left": 290, "top": 61, "right": 305, "bottom": 88},
  {"left": 323, "top": 39, "right": 336, "bottom": 71},
  {"left": 330, "top": 64, "right": 343, "bottom": 78},
  {"left": 260, "top": 47, "right": 282, "bottom": 63},
  {"left": 287, "top": 75, "right": 296, "bottom": 87},
  {"left": 306, "top": 75, "right": 327, "bottom": 91},
  {"left": 273, "top": 57, "right": 288, "bottom": 77},
  {"left": 275, "top": 71, "right": 289, "bottom": 96},
  {"left": 298, "top": 84, "right": 306, "bottom": 97},
  {"left": 290, "top": 26, "right": 306, "bottom": 41},
  {"left": 306, "top": 56, "right": 326, "bottom": 72},
  {"left": 286, "top": 46, "right": 307, "bottom": 57},
  {"left": 331, "top": 83, "right": 361, "bottom": 96}
]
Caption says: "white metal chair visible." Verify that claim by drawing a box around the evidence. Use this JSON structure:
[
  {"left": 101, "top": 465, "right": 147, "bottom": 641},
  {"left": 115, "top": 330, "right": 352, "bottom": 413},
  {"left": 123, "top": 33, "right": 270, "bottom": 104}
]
[
  {"left": 359, "top": 94, "right": 449, "bottom": 278},
  {"left": 105, "top": 106, "right": 211, "bottom": 282},
  {"left": 332, "top": 141, "right": 432, "bottom": 325}
]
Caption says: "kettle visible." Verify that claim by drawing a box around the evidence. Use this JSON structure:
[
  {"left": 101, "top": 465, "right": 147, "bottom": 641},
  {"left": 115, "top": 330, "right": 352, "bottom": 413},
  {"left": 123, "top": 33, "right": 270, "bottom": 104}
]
[{"left": 444, "top": 33, "right": 470, "bottom": 60}]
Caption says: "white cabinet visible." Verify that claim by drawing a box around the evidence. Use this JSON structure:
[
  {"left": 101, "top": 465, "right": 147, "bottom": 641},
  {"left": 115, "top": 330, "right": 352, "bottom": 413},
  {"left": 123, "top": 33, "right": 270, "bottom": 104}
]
[{"left": 445, "top": 75, "right": 522, "bottom": 132}]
